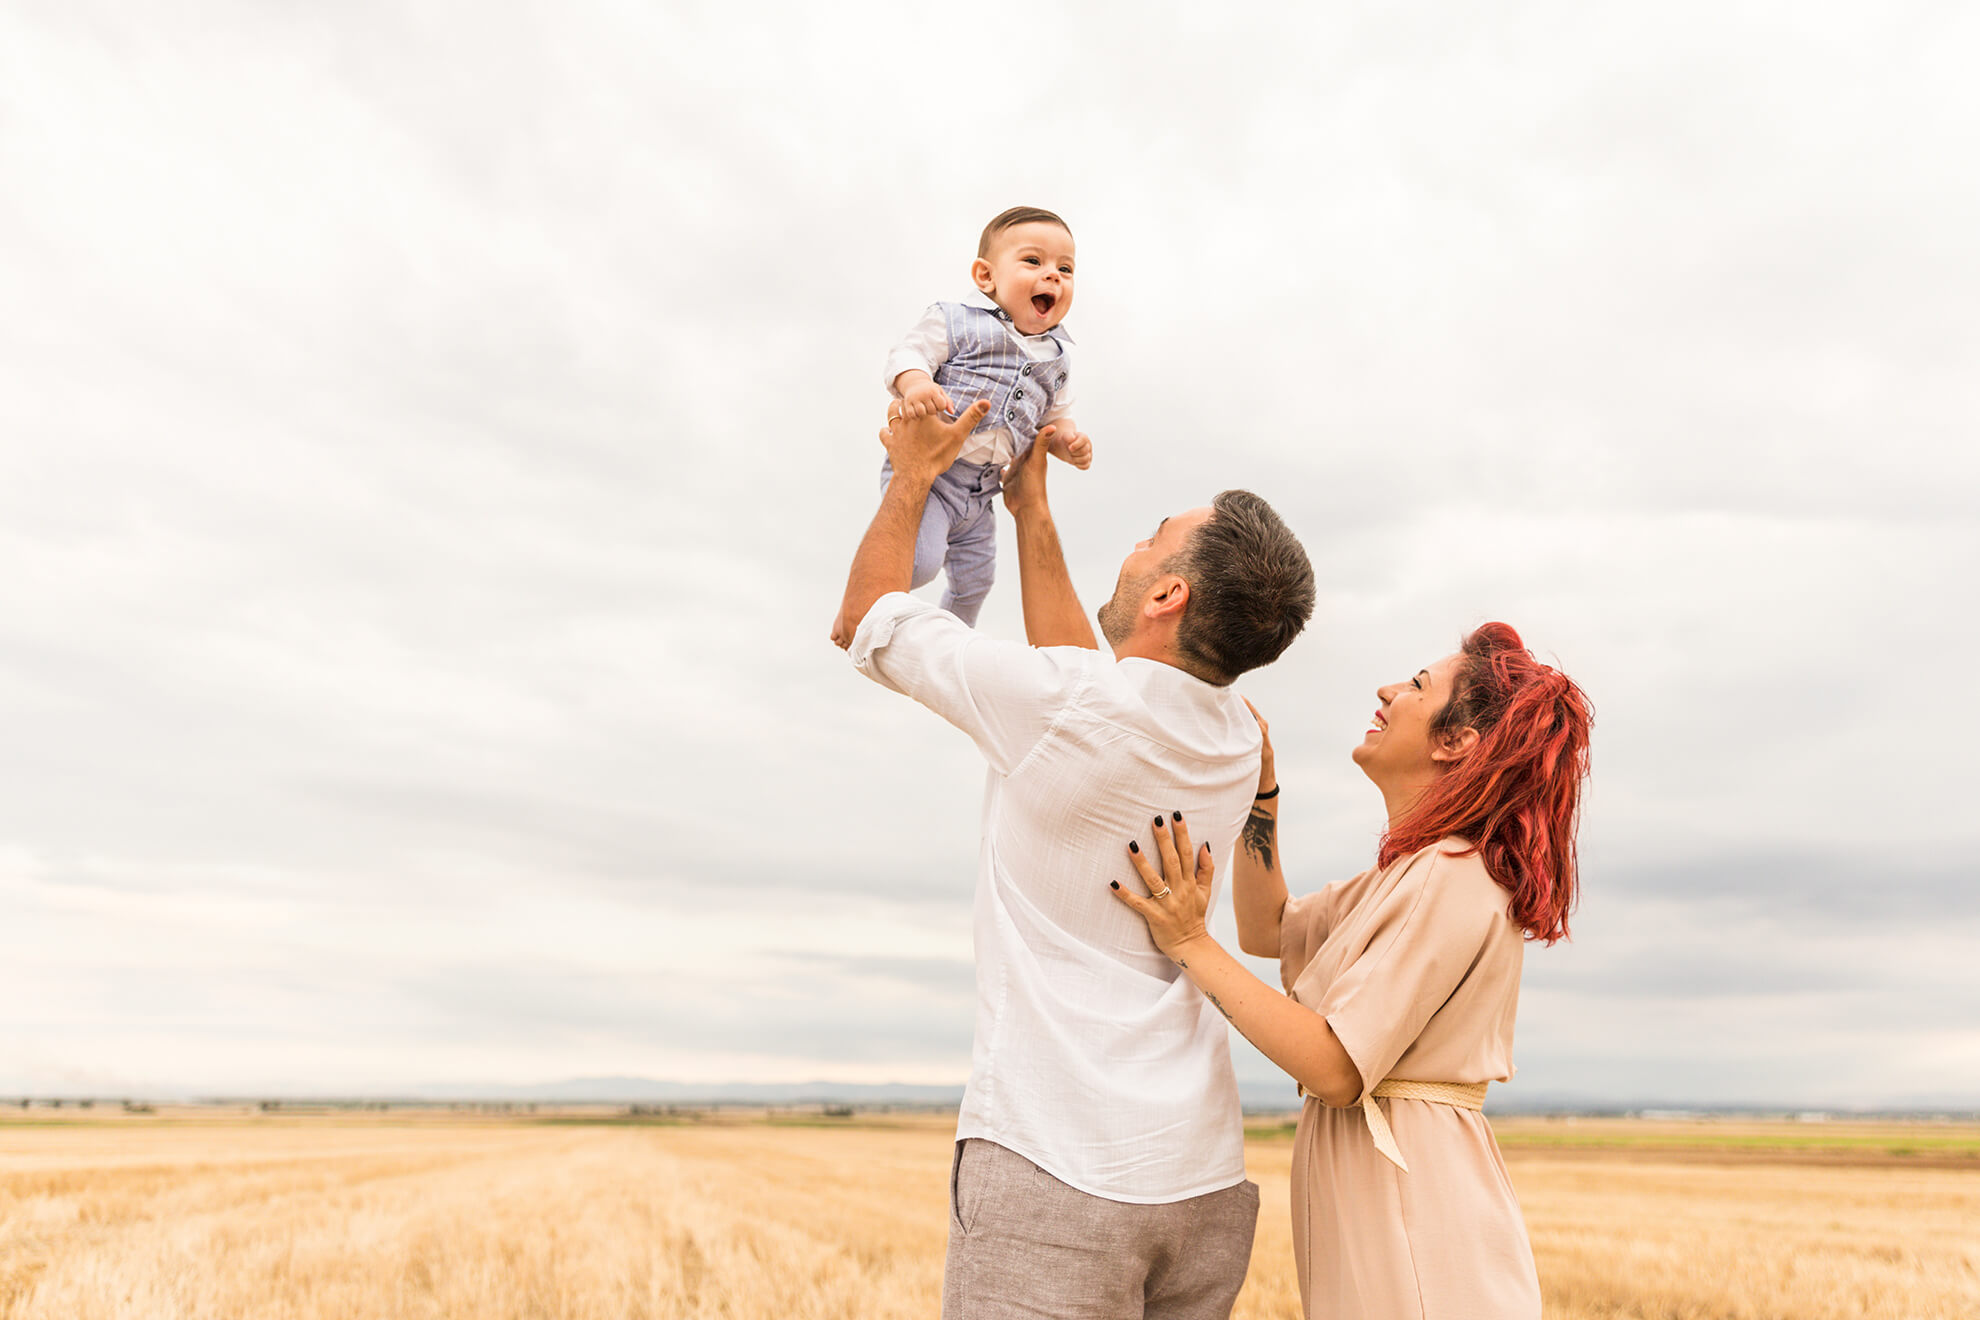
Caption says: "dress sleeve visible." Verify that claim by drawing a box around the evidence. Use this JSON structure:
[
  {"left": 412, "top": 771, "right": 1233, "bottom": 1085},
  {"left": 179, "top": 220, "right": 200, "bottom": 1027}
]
[
  {"left": 1278, "top": 884, "right": 1340, "bottom": 993},
  {"left": 850, "top": 591, "right": 1090, "bottom": 776},
  {"left": 1316, "top": 847, "right": 1506, "bottom": 1102},
  {"left": 884, "top": 305, "right": 951, "bottom": 394}
]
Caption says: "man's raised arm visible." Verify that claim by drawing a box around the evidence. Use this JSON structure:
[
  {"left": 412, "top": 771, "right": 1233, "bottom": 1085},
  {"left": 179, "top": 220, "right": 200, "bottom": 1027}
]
[
  {"left": 832, "top": 400, "right": 990, "bottom": 649},
  {"left": 1002, "top": 424, "right": 1099, "bottom": 650}
]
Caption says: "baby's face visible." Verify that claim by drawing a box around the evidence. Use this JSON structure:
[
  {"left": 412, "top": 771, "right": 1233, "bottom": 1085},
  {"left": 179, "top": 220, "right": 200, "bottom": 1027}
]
[{"left": 972, "top": 222, "right": 1076, "bottom": 336}]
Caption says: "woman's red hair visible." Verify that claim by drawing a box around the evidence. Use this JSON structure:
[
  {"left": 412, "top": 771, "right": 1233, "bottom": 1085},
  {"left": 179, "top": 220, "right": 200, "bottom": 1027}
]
[{"left": 1378, "top": 622, "right": 1592, "bottom": 944}]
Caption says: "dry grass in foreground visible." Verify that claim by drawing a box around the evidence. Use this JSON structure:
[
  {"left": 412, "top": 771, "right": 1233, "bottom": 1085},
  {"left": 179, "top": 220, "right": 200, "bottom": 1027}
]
[{"left": 2, "top": 1110, "right": 1977, "bottom": 1318}]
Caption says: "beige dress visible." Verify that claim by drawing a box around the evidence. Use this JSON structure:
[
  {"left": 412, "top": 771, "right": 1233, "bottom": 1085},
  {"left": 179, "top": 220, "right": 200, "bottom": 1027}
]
[{"left": 1278, "top": 838, "right": 1541, "bottom": 1320}]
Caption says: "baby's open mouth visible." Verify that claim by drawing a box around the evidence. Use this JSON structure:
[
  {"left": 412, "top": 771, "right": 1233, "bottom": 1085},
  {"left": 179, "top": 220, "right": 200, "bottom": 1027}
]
[{"left": 1031, "top": 293, "right": 1056, "bottom": 317}]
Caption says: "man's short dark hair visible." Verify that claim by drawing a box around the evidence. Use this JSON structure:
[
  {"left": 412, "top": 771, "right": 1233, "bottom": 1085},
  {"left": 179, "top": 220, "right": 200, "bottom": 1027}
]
[
  {"left": 979, "top": 206, "right": 1071, "bottom": 257},
  {"left": 1166, "top": 491, "right": 1315, "bottom": 684}
]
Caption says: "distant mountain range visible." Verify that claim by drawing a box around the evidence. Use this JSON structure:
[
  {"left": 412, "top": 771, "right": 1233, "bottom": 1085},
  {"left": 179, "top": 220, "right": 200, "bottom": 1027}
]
[
  {"left": 382, "top": 1075, "right": 1311, "bottom": 1110},
  {"left": 404, "top": 1076, "right": 974, "bottom": 1106},
  {"left": 16, "top": 1073, "right": 1963, "bottom": 1115},
  {"left": 389, "top": 1078, "right": 1979, "bottom": 1116},
  {"left": 387, "top": 1076, "right": 1798, "bottom": 1114}
]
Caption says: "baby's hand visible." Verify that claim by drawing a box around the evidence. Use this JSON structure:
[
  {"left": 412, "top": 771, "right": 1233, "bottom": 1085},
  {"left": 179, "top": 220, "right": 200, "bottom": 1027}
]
[
  {"left": 894, "top": 371, "right": 954, "bottom": 421},
  {"left": 1040, "top": 422, "right": 1093, "bottom": 471}
]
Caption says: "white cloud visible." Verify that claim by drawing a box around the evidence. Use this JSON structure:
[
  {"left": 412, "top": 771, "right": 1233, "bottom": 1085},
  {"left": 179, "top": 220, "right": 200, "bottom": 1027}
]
[{"left": 0, "top": 0, "right": 1974, "bottom": 1104}]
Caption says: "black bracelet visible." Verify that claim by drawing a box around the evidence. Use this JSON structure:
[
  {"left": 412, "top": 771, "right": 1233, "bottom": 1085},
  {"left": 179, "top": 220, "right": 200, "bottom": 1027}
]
[{"left": 1254, "top": 785, "right": 1280, "bottom": 800}]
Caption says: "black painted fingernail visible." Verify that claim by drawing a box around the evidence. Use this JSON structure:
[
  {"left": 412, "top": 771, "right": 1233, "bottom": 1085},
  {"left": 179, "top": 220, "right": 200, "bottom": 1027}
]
[
  {"left": 1110, "top": 880, "right": 1121, "bottom": 889},
  {"left": 1172, "top": 810, "right": 1183, "bottom": 822},
  {"left": 1153, "top": 815, "right": 1164, "bottom": 828},
  {"left": 1128, "top": 841, "right": 1139, "bottom": 853}
]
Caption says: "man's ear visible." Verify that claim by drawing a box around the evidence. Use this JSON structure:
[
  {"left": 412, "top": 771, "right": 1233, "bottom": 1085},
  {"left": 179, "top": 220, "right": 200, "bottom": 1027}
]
[
  {"left": 1146, "top": 575, "right": 1190, "bottom": 622},
  {"left": 971, "top": 257, "right": 995, "bottom": 294},
  {"left": 1430, "top": 726, "right": 1480, "bottom": 765}
]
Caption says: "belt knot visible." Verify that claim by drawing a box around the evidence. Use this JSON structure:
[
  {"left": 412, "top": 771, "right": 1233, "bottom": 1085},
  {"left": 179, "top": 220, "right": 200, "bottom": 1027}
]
[{"left": 1357, "top": 1079, "right": 1488, "bottom": 1172}]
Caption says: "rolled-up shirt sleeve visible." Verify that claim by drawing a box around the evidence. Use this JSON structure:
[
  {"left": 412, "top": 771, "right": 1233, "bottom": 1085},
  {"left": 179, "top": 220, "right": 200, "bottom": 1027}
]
[
  {"left": 883, "top": 305, "right": 950, "bottom": 394},
  {"left": 850, "top": 592, "right": 1090, "bottom": 776}
]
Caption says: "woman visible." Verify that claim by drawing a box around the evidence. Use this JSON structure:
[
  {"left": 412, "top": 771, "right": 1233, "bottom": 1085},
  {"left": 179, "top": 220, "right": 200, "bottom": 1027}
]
[{"left": 1111, "top": 622, "right": 1591, "bottom": 1319}]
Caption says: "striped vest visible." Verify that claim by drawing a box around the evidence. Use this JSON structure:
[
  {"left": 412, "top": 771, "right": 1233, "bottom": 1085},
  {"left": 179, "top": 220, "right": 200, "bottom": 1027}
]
[{"left": 933, "top": 301, "right": 1071, "bottom": 448}]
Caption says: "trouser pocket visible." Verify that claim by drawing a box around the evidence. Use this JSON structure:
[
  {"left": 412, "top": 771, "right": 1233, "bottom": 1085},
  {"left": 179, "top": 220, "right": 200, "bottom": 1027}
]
[{"left": 949, "top": 1140, "right": 969, "bottom": 1235}]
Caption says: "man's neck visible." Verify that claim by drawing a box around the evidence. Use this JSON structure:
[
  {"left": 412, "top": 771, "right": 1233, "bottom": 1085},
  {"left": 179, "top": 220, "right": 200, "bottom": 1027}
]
[{"left": 1109, "top": 636, "right": 1227, "bottom": 686}]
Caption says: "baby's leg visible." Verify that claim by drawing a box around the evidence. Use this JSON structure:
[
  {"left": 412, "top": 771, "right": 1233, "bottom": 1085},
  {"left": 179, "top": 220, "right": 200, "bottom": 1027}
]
[
  {"left": 939, "top": 497, "right": 998, "bottom": 627},
  {"left": 910, "top": 491, "right": 953, "bottom": 592}
]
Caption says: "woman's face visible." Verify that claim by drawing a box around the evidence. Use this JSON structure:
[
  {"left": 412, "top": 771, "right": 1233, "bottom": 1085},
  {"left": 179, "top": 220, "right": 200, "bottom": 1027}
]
[{"left": 1350, "top": 651, "right": 1468, "bottom": 787}]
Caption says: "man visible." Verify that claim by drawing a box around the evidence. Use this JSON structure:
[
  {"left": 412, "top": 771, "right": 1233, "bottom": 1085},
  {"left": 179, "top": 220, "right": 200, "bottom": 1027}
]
[{"left": 834, "top": 398, "right": 1315, "bottom": 1320}]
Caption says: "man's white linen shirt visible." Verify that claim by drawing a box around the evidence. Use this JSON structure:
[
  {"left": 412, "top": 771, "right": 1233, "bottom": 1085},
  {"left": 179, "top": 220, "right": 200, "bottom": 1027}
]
[
  {"left": 851, "top": 591, "right": 1260, "bottom": 1203},
  {"left": 882, "top": 290, "right": 1075, "bottom": 468}
]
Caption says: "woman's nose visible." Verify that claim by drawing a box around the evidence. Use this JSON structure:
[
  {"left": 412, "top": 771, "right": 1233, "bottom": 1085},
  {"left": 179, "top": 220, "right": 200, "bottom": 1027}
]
[{"left": 1375, "top": 683, "right": 1400, "bottom": 702}]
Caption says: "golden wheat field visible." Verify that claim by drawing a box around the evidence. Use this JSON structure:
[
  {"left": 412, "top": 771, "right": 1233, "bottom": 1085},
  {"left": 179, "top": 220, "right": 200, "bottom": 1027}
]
[{"left": 2, "top": 1109, "right": 1977, "bottom": 1319}]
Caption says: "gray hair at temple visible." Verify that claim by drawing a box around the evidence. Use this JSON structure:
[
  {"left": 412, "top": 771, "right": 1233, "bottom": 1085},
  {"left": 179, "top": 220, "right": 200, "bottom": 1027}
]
[{"left": 1167, "top": 490, "right": 1316, "bottom": 685}]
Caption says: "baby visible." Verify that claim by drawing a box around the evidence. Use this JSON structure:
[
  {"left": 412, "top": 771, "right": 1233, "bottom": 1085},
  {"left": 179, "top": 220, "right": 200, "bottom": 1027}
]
[{"left": 874, "top": 205, "right": 1092, "bottom": 627}]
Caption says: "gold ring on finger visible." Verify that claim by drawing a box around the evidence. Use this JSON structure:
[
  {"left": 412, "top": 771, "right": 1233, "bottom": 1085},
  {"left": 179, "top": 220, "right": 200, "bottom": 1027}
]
[{"left": 1150, "top": 887, "right": 1172, "bottom": 900}]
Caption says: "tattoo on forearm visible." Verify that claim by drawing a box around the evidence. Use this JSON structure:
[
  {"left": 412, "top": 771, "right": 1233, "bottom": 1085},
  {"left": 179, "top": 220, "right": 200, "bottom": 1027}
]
[
  {"left": 1241, "top": 807, "right": 1277, "bottom": 870},
  {"left": 1201, "top": 987, "right": 1267, "bottom": 1054}
]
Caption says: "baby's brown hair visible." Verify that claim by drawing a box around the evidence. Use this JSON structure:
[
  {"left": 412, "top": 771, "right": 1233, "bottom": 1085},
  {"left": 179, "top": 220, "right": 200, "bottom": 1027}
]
[{"left": 978, "top": 206, "right": 1072, "bottom": 257}]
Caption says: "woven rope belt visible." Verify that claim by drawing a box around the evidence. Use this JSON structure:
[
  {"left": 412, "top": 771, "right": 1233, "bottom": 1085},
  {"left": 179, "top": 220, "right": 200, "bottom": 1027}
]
[{"left": 1360, "top": 1079, "right": 1488, "bottom": 1173}]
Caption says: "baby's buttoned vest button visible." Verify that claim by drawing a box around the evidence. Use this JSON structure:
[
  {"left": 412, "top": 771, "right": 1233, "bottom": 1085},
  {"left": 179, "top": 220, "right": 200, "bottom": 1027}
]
[{"left": 1021, "top": 364, "right": 1032, "bottom": 376}]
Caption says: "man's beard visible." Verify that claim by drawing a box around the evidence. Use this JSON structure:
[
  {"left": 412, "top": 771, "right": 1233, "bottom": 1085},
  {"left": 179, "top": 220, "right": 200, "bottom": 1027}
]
[{"left": 1097, "top": 569, "right": 1154, "bottom": 647}]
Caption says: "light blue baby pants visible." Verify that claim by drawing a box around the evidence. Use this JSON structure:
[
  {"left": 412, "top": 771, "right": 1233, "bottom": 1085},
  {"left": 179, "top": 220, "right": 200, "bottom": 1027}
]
[{"left": 880, "top": 455, "right": 1002, "bottom": 627}]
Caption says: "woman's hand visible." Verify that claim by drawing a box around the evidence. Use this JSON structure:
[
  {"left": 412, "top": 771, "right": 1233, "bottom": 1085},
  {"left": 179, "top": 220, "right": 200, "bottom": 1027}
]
[
  {"left": 1111, "top": 811, "right": 1216, "bottom": 963},
  {"left": 1244, "top": 697, "right": 1276, "bottom": 795}
]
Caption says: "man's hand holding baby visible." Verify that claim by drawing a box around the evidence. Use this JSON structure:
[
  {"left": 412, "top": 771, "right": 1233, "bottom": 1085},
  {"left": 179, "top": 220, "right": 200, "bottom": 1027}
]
[
  {"left": 879, "top": 398, "right": 992, "bottom": 486},
  {"left": 1039, "top": 422, "right": 1093, "bottom": 471},
  {"left": 891, "top": 370, "right": 955, "bottom": 422},
  {"left": 830, "top": 396, "right": 995, "bottom": 651}
]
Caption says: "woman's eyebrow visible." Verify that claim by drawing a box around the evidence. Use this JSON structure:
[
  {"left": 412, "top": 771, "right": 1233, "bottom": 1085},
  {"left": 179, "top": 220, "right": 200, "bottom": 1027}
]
[{"left": 1416, "top": 669, "right": 1431, "bottom": 687}]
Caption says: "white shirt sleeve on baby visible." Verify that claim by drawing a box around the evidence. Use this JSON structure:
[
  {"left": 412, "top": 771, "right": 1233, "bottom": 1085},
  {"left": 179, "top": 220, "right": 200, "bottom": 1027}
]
[
  {"left": 1041, "top": 351, "right": 1075, "bottom": 427},
  {"left": 883, "top": 305, "right": 951, "bottom": 395}
]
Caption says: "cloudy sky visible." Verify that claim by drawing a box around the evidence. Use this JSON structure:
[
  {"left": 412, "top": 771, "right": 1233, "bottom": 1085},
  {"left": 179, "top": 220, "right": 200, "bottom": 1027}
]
[{"left": 2, "top": 1, "right": 1975, "bottom": 1108}]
